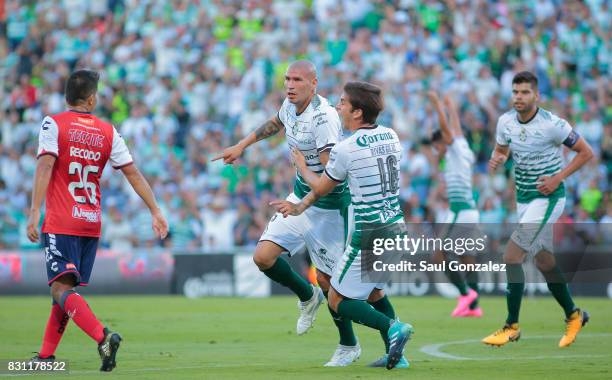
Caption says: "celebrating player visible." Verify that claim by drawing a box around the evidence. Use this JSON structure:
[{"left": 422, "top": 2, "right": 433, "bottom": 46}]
[
  {"left": 213, "top": 61, "right": 360, "bottom": 366},
  {"left": 428, "top": 91, "right": 483, "bottom": 318},
  {"left": 271, "top": 81, "right": 414, "bottom": 370},
  {"left": 27, "top": 70, "right": 169, "bottom": 371},
  {"left": 482, "top": 71, "right": 593, "bottom": 347}
]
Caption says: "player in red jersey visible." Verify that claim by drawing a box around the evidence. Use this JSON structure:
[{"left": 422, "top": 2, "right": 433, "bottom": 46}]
[{"left": 26, "top": 70, "right": 169, "bottom": 371}]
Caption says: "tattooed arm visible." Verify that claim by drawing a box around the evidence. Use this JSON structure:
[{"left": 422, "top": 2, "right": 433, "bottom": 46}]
[{"left": 212, "top": 115, "right": 284, "bottom": 164}]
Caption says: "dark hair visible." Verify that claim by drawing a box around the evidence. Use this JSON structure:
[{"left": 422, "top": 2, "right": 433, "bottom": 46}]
[
  {"left": 431, "top": 130, "right": 442, "bottom": 143},
  {"left": 512, "top": 71, "right": 538, "bottom": 90},
  {"left": 343, "top": 81, "right": 384, "bottom": 124},
  {"left": 65, "top": 69, "right": 100, "bottom": 105}
]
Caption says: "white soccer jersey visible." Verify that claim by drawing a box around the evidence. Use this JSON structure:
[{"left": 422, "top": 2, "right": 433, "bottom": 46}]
[
  {"left": 444, "top": 137, "right": 476, "bottom": 211},
  {"left": 495, "top": 108, "right": 572, "bottom": 203},
  {"left": 325, "top": 125, "right": 403, "bottom": 249},
  {"left": 278, "top": 94, "right": 349, "bottom": 209}
]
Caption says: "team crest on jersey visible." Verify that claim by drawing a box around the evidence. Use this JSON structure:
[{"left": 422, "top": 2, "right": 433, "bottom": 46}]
[{"left": 519, "top": 127, "right": 527, "bottom": 141}]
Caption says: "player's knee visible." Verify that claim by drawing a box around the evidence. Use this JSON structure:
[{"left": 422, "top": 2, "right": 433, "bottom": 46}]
[
  {"left": 327, "top": 288, "right": 343, "bottom": 313},
  {"left": 367, "top": 288, "right": 385, "bottom": 303},
  {"left": 503, "top": 241, "right": 526, "bottom": 264},
  {"left": 252, "top": 252, "right": 274, "bottom": 270},
  {"left": 50, "top": 276, "right": 76, "bottom": 304},
  {"left": 535, "top": 252, "right": 555, "bottom": 272},
  {"left": 316, "top": 271, "right": 331, "bottom": 292},
  {"left": 432, "top": 250, "right": 445, "bottom": 265}
]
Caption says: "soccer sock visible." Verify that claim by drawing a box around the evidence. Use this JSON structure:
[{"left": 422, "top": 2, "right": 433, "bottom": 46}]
[
  {"left": 445, "top": 266, "right": 468, "bottom": 296},
  {"left": 542, "top": 264, "right": 576, "bottom": 318},
  {"left": 323, "top": 291, "right": 357, "bottom": 346},
  {"left": 262, "top": 257, "right": 313, "bottom": 302},
  {"left": 369, "top": 295, "right": 395, "bottom": 353},
  {"left": 39, "top": 301, "right": 70, "bottom": 358},
  {"left": 60, "top": 290, "right": 105, "bottom": 344},
  {"left": 337, "top": 299, "right": 392, "bottom": 334},
  {"left": 466, "top": 271, "right": 480, "bottom": 309},
  {"left": 505, "top": 264, "right": 525, "bottom": 325}
]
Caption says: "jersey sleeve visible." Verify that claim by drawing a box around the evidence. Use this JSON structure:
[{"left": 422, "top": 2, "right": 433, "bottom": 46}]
[
  {"left": 277, "top": 98, "right": 289, "bottom": 128},
  {"left": 37, "top": 116, "right": 59, "bottom": 158},
  {"left": 549, "top": 114, "right": 573, "bottom": 145},
  {"left": 314, "top": 107, "right": 342, "bottom": 153},
  {"left": 324, "top": 144, "right": 349, "bottom": 182},
  {"left": 495, "top": 116, "right": 509, "bottom": 146},
  {"left": 109, "top": 127, "right": 134, "bottom": 169}
]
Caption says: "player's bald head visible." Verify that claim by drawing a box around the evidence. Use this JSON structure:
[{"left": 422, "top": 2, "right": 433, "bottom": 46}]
[{"left": 287, "top": 60, "right": 317, "bottom": 80}]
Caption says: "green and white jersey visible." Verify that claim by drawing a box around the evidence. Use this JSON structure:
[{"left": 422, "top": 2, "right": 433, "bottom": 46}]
[
  {"left": 495, "top": 108, "right": 572, "bottom": 203},
  {"left": 278, "top": 94, "right": 349, "bottom": 209},
  {"left": 325, "top": 125, "right": 404, "bottom": 249},
  {"left": 444, "top": 137, "right": 476, "bottom": 212}
]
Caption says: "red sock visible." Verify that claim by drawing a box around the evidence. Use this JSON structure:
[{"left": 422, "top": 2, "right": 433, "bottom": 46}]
[
  {"left": 39, "top": 303, "right": 70, "bottom": 358},
  {"left": 62, "top": 292, "right": 105, "bottom": 344}
]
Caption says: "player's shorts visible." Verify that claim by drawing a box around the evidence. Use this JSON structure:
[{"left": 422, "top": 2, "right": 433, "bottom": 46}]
[
  {"left": 440, "top": 208, "right": 481, "bottom": 256},
  {"left": 331, "top": 245, "right": 385, "bottom": 300},
  {"left": 259, "top": 193, "right": 346, "bottom": 275},
  {"left": 43, "top": 233, "right": 99, "bottom": 286},
  {"left": 510, "top": 197, "right": 565, "bottom": 255}
]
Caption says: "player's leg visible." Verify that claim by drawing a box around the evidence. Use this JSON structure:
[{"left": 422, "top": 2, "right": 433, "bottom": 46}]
[
  {"left": 257, "top": 202, "right": 323, "bottom": 334},
  {"left": 481, "top": 239, "right": 524, "bottom": 346},
  {"left": 459, "top": 254, "right": 482, "bottom": 317},
  {"left": 317, "top": 270, "right": 360, "bottom": 366},
  {"left": 253, "top": 240, "right": 315, "bottom": 302},
  {"left": 79, "top": 236, "right": 122, "bottom": 370},
  {"left": 366, "top": 289, "right": 408, "bottom": 369},
  {"left": 329, "top": 248, "right": 413, "bottom": 370},
  {"left": 256, "top": 203, "right": 316, "bottom": 303},
  {"left": 33, "top": 275, "right": 72, "bottom": 362},
  {"left": 534, "top": 250, "right": 588, "bottom": 346}
]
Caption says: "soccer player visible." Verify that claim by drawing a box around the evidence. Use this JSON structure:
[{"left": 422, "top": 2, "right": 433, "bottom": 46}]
[
  {"left": 271, "top": 81, "right": 414, "bottom": 370},
  {"left": 428, "top": 91, "right": 483, "bottom": 318},
  {"left": 213, "top": 61, "right": 360, "bottom": 366},
  {"left": 483, "top": 71, "right": 593, "bottom": 347},
  {"left": 26, "top": 70, "right": 169, "bottom": 371}
]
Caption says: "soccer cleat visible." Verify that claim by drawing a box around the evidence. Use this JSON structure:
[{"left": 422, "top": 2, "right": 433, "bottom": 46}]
[
  {"left": 559, "top": 309, "right": 589, "bottom": 348},
  {"left": 386, "top": 321, "right": 414, "bottom": 370},
  {"left": 98, "top": 327, "right": 122, "bottom": 372},
  {"left": 28, "top": 353, "right": 56, "bottom": 365},
  {"left": 296, "top": 285, "right": 324, "bottom": 335},
  {"left": 324, "top": 343, "right": 361, "bottom": 367},
  {"left": 481, "top": 323, "right": 520, "bottom": 346},
  {"left": 458, "top": 306, "right": 484, "bottom": 318},
  {"left": 451, "top": 288, "right": 479, "bottom": 317},
  {"left": 368, "top": 354, "right": 410, "bottom": 369}
]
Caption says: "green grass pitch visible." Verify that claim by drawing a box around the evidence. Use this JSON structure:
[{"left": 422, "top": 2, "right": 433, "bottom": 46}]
[{"left": 1, "top": 296, "right": 611, "bottom": 379}]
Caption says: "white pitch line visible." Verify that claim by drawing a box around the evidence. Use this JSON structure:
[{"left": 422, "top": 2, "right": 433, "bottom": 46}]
[{"left": 420, "top": 333, "right": 612, "bottom": 361}]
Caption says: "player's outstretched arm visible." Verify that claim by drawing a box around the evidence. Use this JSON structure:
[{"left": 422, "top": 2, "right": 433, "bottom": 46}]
[
  {"left": 270, "top": 173, "right": 337, "bottom": 218},
  {"left": 444, "top": 94, "right": 464, "bottom": 138},
  {"left": 488, "top": 143, "right": 510, "bottom": 172},
  {"left": 537, "top": 135, "right": 593, "bottom": 195},
  {"left": 212, "top": 115, "right": 284, "bottom": 164},
  {"left": 120, "top": 164, "right": 169, "bottom": 239},
  {"left": 27, "top": 155, "right": 56, "bottom": 242},
  {"left": 427, "top": 91, "right": 453, "bottom": 145}
]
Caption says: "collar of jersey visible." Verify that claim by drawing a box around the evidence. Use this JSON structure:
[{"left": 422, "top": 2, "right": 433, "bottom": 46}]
[
  {"left": 69, "top": 109, "right": 92, "bottom": 114},
  {"left": 516, "top": 107, "right": 539, "bottom": 125}
]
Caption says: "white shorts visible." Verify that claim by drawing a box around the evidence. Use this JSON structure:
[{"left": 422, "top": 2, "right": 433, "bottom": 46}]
[
  {"left": 511, "top": 197, "right": 565, "bottom": 255},
  {"left": 331, "top": 246, "right": 386, "bottom": 300},
  {"left": 444, "top": 208, "right": 480, "bottom": 224},
  {"left": 260, "top": 193, "right": 346, "bottom": 275}
]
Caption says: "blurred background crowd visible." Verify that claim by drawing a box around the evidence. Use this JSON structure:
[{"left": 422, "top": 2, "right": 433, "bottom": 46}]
[{"left": 0, "top": 0, "right": 610, "bottom": 252}]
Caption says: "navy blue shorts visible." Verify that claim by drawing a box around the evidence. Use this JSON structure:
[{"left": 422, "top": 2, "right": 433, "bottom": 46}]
[{"left": 43, "top": 233, "right": 99, "bottom": 287}]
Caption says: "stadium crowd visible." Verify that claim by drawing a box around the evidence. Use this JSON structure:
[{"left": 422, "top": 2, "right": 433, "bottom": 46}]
[{"left": 0, "top": 0, "right": 610, "bottom": 251}]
